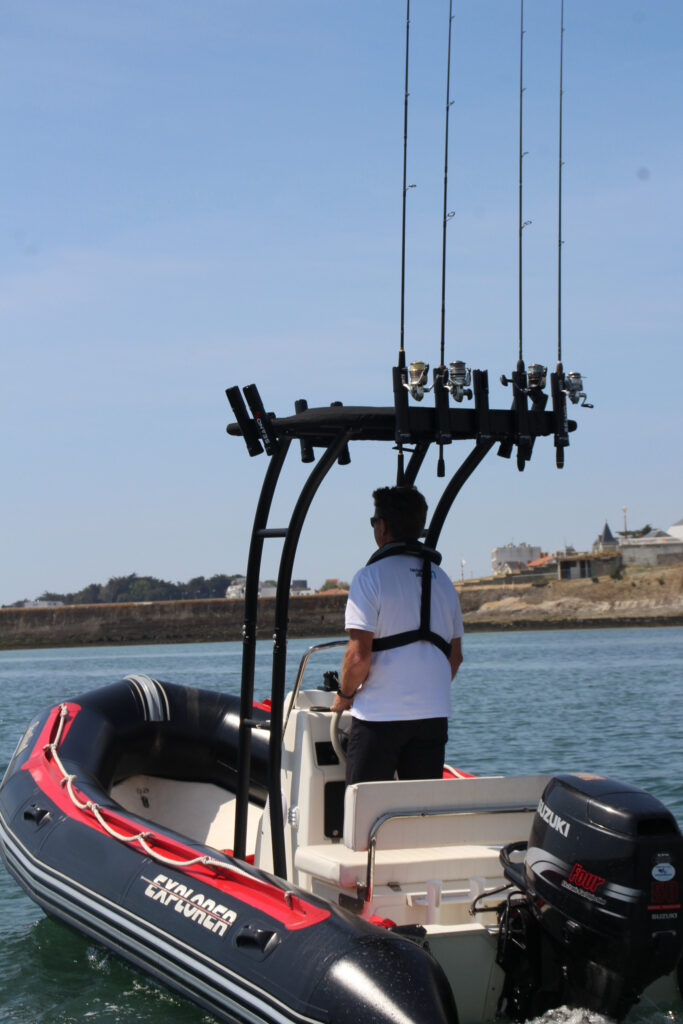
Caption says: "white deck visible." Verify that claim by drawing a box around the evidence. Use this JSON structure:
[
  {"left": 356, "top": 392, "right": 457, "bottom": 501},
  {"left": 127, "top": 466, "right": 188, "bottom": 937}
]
[{"left": 111, "top": 775, "right": 262, "bottom": 855}]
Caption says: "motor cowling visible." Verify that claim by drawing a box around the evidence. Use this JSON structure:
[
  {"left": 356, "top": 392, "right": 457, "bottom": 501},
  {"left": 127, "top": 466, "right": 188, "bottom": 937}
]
[{"left": 498, "top": 773, "right": 683, "bottom": 1020}]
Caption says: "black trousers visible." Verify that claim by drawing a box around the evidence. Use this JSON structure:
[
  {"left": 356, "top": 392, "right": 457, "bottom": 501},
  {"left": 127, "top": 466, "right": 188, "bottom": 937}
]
[{"left": 345, "top": 717, "right": 448, "bottom": 785}]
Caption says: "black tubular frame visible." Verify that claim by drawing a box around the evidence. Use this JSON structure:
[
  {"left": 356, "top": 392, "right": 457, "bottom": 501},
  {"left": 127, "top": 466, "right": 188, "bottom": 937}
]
[
  {"left": 226, "top": 379, "right": 577, "bottom": 876},
  {"left": 233, "top": 440, "right": 290, "bottom": 860},
  {"left": 267, "top": 429, "right": 352, "bottom": 877}
]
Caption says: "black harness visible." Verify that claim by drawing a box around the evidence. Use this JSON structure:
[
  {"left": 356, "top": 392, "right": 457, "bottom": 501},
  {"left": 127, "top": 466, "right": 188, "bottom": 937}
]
[{"left": 366, "top": 540, "right": 452, "bottom": 661}]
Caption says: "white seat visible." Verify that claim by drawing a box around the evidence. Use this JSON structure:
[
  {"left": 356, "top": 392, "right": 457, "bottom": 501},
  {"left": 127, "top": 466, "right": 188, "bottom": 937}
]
[
  {"left": 294, "top": 776, "right": 548, "bottom": 890},
  {"left": 294, "top": 842, "right": 503, "bottom": 888},
  {"left": 343, "top": 775, "right": 548, "bottom": 851}
]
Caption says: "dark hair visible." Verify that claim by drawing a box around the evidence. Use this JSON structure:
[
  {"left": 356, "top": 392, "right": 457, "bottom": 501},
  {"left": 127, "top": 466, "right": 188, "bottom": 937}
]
[{"left": 372, "top": 486, "right": 427, "bottom": 541}]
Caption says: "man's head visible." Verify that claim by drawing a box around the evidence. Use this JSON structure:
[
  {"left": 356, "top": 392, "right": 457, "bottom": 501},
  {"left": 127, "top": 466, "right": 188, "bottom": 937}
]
[{"left": 371, "top": 486, "right": 428, "bottom": 543}]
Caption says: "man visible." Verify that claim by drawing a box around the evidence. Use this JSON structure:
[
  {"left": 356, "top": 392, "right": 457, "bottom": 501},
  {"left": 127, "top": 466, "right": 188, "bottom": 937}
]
[{"left": 331, "top": 486, "right": 463, "bottom": 784}]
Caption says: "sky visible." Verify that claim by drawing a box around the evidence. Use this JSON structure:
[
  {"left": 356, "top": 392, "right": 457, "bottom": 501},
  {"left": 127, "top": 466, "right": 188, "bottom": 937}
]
[{"left": 1, "top": 0, "right": 681, "bottom": 605}]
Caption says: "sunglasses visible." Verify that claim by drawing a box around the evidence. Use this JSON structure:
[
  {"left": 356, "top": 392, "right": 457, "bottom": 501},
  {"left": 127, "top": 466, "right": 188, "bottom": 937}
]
[{"left": 370, "top": 516, "right": 381, "bottom": 527}]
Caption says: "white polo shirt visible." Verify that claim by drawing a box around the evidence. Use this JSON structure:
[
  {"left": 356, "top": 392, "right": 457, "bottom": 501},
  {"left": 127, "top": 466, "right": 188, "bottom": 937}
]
[{"left": 345, "top": 551, "right": 463, "bottom": 722}]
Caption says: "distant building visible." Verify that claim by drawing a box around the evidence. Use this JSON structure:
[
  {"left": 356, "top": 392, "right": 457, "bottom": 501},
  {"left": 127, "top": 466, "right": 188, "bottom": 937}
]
[
  {"left": 558, "top": 552, "right": 621, "bottom": 580},
  {"left": 290, "top": 579, "right": 315, "bottom": 596},
  {"left": 491, "top": 542, "right": 541, "bottom": 576},
  {"left": 22, "top": 599, "right": 64, "bottom": 608},
  {"left": 667, "top": 518, "right": 683, "bottom": 543},
  {"left": 225, "top": 578, "right": 313, "bottom": 598},
  {"left": 225, "top": 577, "right": 247, "bottom": 599},
  {"left": 318, "top": 578, "right": 350, "bottom": 595},
  {"left": 526, "top": 553, "right": 557, "bottom": 573},
  {"left": 592, "top": 522, "right": 618, "bottom": 553},
  {"left": 558, "top": 555, "right": 593, "bottom": 580},
  {"left": 620, "top": 528, "right": 683, "bottom": 567}
]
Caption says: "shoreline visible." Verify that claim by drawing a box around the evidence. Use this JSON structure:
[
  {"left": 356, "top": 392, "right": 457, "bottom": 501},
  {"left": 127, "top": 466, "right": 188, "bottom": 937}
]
[
  {"left": 1, "top": 565, "right": 681, "bottom": 650},
  {"left": 1, "top": 617, "right": 681, "bottom": 652}
]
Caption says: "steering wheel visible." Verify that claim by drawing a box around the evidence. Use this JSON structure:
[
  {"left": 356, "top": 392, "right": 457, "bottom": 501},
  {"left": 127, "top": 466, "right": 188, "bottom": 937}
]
[{"left": 330, "top": 709, "right": 352, "bottom": 765}]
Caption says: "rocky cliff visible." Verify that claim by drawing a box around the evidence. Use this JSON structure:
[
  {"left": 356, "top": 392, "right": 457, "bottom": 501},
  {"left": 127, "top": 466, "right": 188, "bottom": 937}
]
[{"left": 458, "top": 564, "right": 683, "bottom": 630}]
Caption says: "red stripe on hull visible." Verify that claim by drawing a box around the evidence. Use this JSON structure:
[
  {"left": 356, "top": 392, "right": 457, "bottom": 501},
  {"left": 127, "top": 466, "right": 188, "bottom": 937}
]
[{"left": 23, "top": 703, "right": 329, "bottom": 930}]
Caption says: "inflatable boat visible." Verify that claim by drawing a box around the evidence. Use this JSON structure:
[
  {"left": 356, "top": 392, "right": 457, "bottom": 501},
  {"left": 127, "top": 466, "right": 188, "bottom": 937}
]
[{"left": 1, "top": 656, "right": 682, "bottom": 1024}]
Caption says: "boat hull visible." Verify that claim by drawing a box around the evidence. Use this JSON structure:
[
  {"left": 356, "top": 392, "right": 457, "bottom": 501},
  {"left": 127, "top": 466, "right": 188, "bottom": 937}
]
[{"left": 0, "top": 680, "right": 459, "bottom": 1024}]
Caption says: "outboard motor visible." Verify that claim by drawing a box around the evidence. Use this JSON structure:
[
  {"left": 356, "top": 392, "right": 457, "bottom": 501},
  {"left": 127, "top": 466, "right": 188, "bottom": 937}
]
[{"left": 497, "top": 773, "right": 683, "bottom": 1020}]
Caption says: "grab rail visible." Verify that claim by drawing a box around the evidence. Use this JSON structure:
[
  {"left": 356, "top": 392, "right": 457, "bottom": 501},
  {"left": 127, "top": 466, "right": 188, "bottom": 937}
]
[
  {"left": 282, "top": 639, "right": 348, "bottom": 738},
  {"left": 363, "top": 802, "right": 537, "bottom": 902}
]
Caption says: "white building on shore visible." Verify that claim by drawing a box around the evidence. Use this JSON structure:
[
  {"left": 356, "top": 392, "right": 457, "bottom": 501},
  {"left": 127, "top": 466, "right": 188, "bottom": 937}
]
[
  {"left": 225, "top": 578, "right": 311, "bottom": 598},
  {"left": 667, "top": 518, "right": 683, "bottom": 542},
  {"left": 620, "top": 527, "right": 683, "bottom": 566},
  {"left": 491, "top": 542, "right": 541, "bottom": 576}
]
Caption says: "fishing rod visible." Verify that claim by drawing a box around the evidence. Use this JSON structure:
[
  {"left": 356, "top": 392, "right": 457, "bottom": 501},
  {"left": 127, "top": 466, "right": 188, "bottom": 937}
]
[
  {"left": 399, "top": 0, "right": 411, "bottom": 376},
  {"left": 554, "top": 0, "right": 591, "bottom": 410},
  {"left": 517, "top": 0, "right": 530, "bottom": 365},
  {"left": 556, "top": 0, "right": 564, "bottom": 369},
  {"left": 439, "top": 0, "right": 455, "bottom": 372},
  {"left": 551, "top": 0, "right": 568, "bottom": 468},
  {"left": 396, "top": 0, "right": 413, "bottom": 485},
  {"left": 435, "top": 0, "right": 456, "bottom": 477},
  {"left": 393, "top": 1, "right": 466, "bottom": 480},
  {"left": 500, "top": 0, "right": 538, "bottom": 471},
  {"left": 550, "top": 0, "right": 592, "bottom": 468}
]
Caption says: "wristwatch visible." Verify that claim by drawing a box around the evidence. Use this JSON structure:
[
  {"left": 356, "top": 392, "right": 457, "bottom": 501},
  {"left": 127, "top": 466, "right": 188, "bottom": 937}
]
[{"left": 336, "top": 682, "right": 353, "bottom": 701}]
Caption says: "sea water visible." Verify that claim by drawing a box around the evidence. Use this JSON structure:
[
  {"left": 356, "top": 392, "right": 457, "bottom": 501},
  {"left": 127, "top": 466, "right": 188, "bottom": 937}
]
[{"left": 0, "top": 627, "right": 681, "bottom": 1024}]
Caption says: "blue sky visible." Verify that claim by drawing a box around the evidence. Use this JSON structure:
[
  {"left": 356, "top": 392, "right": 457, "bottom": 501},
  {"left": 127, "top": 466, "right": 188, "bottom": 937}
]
[{"left": 1, "top": 0, "right": 681, "bottom": 604}]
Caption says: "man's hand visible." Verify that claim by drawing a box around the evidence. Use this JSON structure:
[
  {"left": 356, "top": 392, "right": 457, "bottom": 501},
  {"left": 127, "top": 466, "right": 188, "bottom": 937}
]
[
  {"left": 449, "top": 637, "right": 463, "bottom": 680},
  {"left": 331, "top": 693, "right": 354, "bottom": 713},
  {"left": 333, "top": 629, "right": 373, "bottom": 710}
]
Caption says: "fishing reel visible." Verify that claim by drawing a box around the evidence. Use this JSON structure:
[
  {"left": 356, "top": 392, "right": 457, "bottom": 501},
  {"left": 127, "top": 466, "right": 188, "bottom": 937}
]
[
  {"left": 500, "top": 362, "right": 547, "bottom": 399},
  {"left": 402, "top": 361, "right": 433, "bottom": 401},
  {"left": 562, "top": 371, "right": 593, "bottom": 408},
  {"left": 526, "top": 363, "right": 547, "bottom": 392},
  {"left": 445, "top": 361, "right": 472, "bottom": 402}
]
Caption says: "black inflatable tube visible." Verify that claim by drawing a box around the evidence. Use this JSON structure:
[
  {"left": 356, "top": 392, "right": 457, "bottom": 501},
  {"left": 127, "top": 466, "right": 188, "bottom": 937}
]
[{"left": 0, "top": 679, "right": 461, "bottom": 1024}]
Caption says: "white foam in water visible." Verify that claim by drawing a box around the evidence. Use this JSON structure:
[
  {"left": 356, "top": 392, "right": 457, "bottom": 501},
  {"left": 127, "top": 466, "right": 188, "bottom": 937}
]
[
  {"left": 531, "top": 1008, "right": 612, "bottom": 1024},
  {"left": 529, "top": 1003, "right": 682, "bottom": 1024},
  {"left": 85, "top": 945, "right": 111, "bottom": 973}
]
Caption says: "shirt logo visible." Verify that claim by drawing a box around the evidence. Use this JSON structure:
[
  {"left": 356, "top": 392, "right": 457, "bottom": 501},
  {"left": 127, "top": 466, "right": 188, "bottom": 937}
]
[{"left": 409, "top": 567, "right": 437, "bottom": 579}]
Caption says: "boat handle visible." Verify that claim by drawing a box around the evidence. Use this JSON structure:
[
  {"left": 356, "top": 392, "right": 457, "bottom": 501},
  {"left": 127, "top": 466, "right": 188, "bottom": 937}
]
[
  {"left": 24, "top": 805, "right": 50, "bottom": 826},
  {"left": 499, "top": 840, "right": 528, "bottom": 889}
]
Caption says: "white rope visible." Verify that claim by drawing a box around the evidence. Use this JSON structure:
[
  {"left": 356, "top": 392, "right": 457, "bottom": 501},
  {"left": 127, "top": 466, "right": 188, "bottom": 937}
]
[{"left": 43, "top": 703, "right": 231, "bottom": 873}]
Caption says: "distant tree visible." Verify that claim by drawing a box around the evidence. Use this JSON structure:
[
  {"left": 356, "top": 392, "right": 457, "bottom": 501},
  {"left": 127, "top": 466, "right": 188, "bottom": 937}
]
[
  {"left": 205, "top": 574, "right": 238, "bottom": 598},
  {"left": 98, "top": 574, "right": 136, "bottom": 604},
  {"left": 617, "top": 523, "right": 652, "bottom": 538},
  {"left": 184, "top": 576, "right": 209, "bottom": 599},
  {"left": 126, "top": 576, "right": 181, "bottom": 602},
  {"left": 14, "top": 571, "right": 245, "bottom": 607},
  {"left": 39, "top": 591, "right": 69, "bottom": 603}
]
